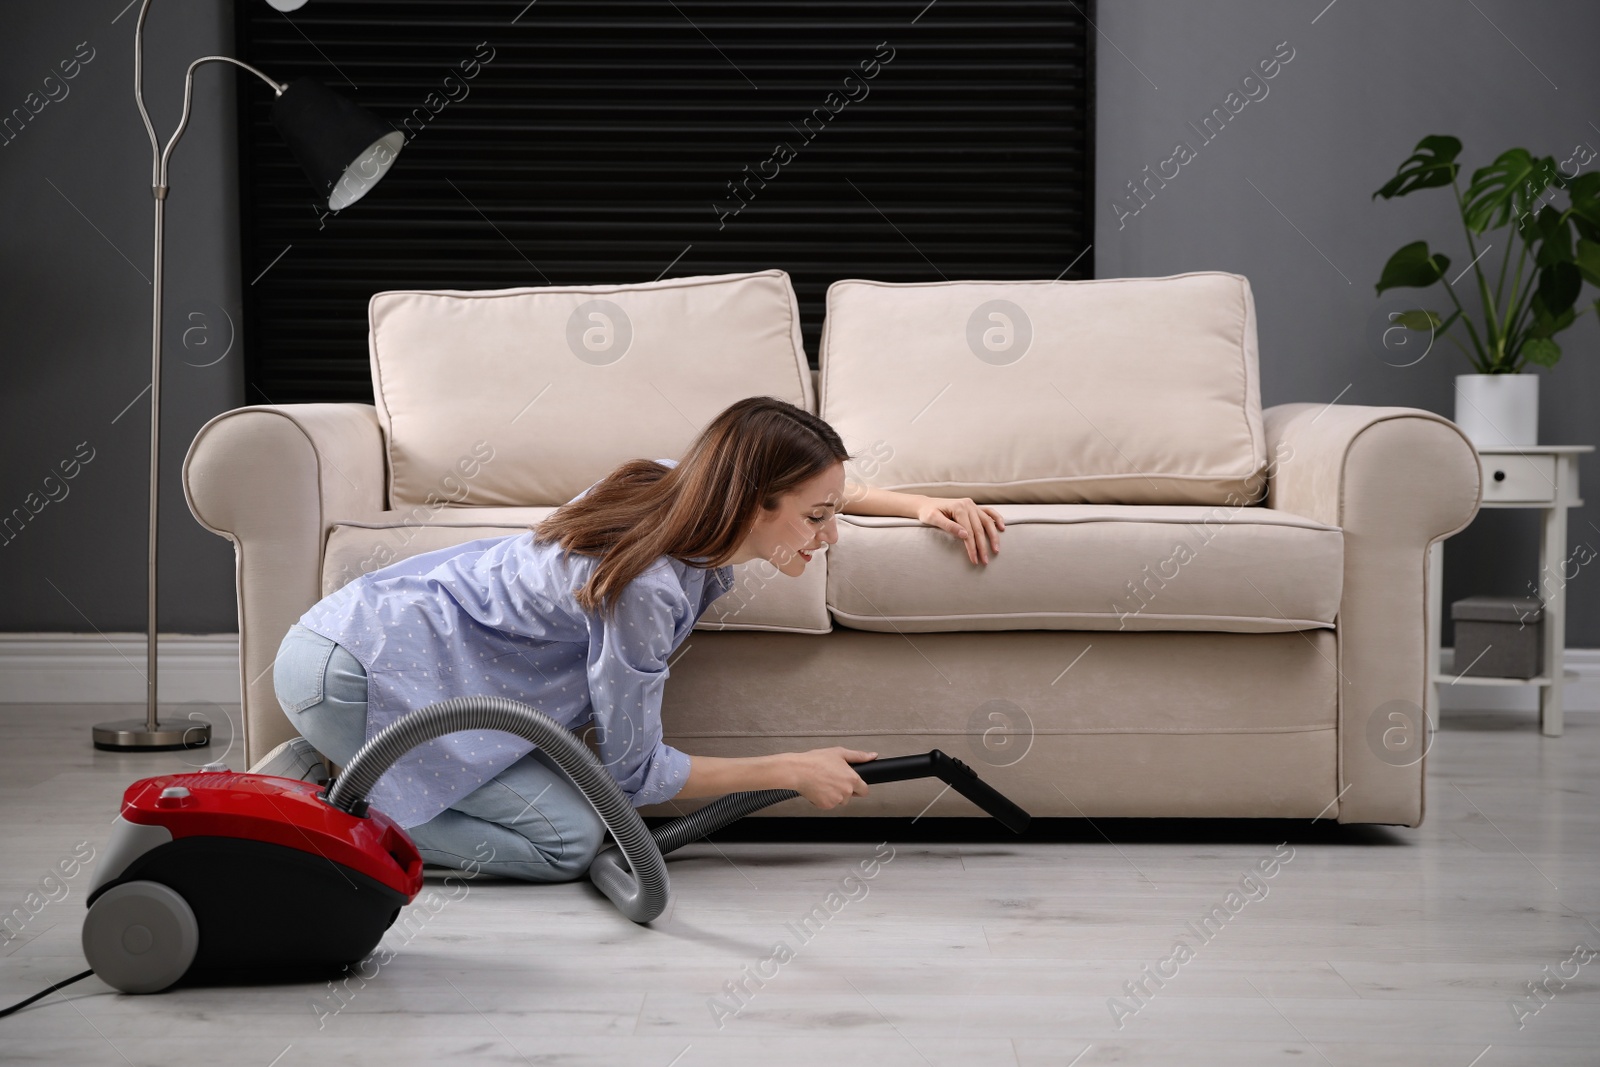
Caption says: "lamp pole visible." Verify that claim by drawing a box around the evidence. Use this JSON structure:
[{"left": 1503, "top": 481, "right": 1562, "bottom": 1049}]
[
  {"left": 94, "top": 2, "right": 288, "bottom": 750},
  {"left": 93, "top": 0, "right": 399, "bottom": 750}
]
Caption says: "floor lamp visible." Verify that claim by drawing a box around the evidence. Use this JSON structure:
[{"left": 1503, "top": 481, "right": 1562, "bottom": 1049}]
[{"left": 93, "top": 0, "right": 404, "bottom": 751}]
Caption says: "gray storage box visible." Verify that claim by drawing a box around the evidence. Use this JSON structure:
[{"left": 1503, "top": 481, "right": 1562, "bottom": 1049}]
[{"left": 1451, "top": 595, "right": 1544, "bottom": 679}]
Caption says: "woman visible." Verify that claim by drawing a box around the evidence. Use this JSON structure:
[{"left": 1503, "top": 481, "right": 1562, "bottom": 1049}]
[{"left": 261, "top": 396, "right": 1005, "bottom": 882}]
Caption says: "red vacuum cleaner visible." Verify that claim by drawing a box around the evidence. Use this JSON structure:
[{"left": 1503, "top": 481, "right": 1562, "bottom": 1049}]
[
  {"left": 3, "top": 697, "right": 1030, "bottom": 1009},
  {"left": 80, "top": 768, "right": 423, "bottom": 995}
]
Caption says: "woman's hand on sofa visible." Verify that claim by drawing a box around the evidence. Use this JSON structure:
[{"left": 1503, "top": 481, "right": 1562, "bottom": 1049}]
[
  {"left": 838, "top": 483, "right": 1005, "bottom": 564},
  {"left": 784, "top": 747, "right": 878, "bottom": 809},
  {"left": 914, "top": 496, "right": 1006, "bottom": 564}
]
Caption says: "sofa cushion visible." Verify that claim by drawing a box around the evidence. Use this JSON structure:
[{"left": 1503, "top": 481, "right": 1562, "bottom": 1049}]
[
  {"left": 320, "top": 510, "right": 830, "bottom": 634},
  {"left": 369, "top": 270, "right": 813, "bottom": 507},
  {"left": 825, "top": 504, "right": 1342, "bottom": 633},
  {"left": 819, "top": 272, "right": 1267, "bottom": 505}
]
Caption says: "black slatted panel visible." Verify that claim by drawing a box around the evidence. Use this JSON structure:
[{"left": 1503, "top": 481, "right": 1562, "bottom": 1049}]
[{"left": 236, "top": 0, "right": 1094, "bottom": 402}]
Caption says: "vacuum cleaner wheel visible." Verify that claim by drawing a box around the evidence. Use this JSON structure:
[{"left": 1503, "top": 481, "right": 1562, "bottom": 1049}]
[{"left": 81, "top": 880, "right": 199, "bottom": 994}]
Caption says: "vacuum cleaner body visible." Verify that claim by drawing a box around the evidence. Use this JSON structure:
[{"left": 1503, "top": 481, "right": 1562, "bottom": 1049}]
[{"left": 84, "top": 768, "right": 422, "bottom": 993}]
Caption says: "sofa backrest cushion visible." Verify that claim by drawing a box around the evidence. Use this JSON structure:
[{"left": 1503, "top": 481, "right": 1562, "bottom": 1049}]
[
  {"left": 818, "top": 272, "right": 1267, "bottom": 505},
  {"left": 369, "top": 270, "right": 814, "bottom": 506}
]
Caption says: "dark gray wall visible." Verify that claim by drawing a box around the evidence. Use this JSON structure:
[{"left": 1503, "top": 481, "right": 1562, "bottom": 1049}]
[
  {"left": 1, "top": 0, "right": 241, "bottom": 633},
  {"left": 2, "top": 1, "right": 1597, "bottom": 647},
  {"left": 1094, "top": 0, "right": 1600, "bottom": 647}
]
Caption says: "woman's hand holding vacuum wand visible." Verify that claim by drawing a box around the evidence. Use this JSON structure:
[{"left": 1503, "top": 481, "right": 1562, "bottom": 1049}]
[
  {"left": 782, "top": 746, "right": 878, "bottom": 809},
  {"left": 680, "top": 748, "right": 877, "bottom": 809}
]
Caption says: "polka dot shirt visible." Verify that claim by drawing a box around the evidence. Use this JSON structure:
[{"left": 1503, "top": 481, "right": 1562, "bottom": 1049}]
[{"left": 297, "top": 459, "right": 734, "bottom": 830}]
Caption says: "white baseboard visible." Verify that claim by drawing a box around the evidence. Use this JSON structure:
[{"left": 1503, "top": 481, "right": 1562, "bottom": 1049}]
[
  {"left": 0, "top": 634, "right": 240, "bottom": 704},
  {"left": 1437, "top": 646, "right": 1600, "bottom": 713},
  {"left": 1, "top": 633, "right": 1596, "bottom": 711}
]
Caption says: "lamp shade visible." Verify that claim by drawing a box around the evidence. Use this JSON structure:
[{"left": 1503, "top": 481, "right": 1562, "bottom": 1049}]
[{"left": 271, "top": 76, "right": 403, "bottom": 211}]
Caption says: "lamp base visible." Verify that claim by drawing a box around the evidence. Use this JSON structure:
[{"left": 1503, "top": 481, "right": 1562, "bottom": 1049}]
[{"left": 92, "top": 718, "right": 212, "bottom": 752}]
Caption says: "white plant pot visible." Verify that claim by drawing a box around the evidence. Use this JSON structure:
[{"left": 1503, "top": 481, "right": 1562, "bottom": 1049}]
[{"left": 1453, "top": 373, "right": 1538, "bottom": 448}]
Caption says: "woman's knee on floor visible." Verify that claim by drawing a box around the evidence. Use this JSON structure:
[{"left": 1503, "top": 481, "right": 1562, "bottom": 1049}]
[
  {"left": 466, "top": 755, "right": 611, "bottom": 880},
  {"left": 526, "top": 800, "right": 607, "bottom": 881},
  {"left": 556, "top": 801, "right": 608, "bottom": 876},
  {"left": 501, "top": 800, "right": 606, "bottom": 881},
  {"left": 481, "top": 818, "right": 604, "bottom": 883},
  {"left": 411, "top": 804, "right": 607, "bottom": 883}
]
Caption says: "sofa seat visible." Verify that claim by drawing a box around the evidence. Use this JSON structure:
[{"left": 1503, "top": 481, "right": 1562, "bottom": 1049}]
[
  {"left": 827, "top": 504, "right": 1343, "bottom": 633},
  {"left": 319, "top": 508, "right": 832, "bottom": 634}
]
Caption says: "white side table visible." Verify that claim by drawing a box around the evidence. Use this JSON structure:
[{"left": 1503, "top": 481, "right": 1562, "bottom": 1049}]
[{"left": 1426, "top": 444, "right": 1592, "bottom": 736}]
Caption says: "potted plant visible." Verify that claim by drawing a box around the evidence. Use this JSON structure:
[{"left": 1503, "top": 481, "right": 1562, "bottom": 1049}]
[{"left": 1372, "top": 135, "right": 1600, "bottom": 447}]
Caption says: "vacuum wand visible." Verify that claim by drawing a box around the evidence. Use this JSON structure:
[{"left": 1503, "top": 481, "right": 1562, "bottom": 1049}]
[
  {"left": 851, "top": 749, "right": 1031, "bottom": 835},
  {"left": 636, "top": 747, "right": 1032, "bottom": 862}
]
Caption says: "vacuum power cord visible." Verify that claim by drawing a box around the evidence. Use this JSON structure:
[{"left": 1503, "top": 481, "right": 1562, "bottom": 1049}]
[{"left": 0, "top": 969, "right": 94, "bottom": 1018}]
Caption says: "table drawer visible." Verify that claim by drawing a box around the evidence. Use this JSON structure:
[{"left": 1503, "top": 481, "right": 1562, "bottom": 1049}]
[{"left": 1480, "top": 453, "right": 1556, "bottom": 503}]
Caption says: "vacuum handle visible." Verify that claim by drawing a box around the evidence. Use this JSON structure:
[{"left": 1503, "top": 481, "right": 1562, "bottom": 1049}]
[
  {"left": 851, "top": 752, "right": 939, "bottom": 785},
  {"left": 852, "top": 749, "right": 1031, "bottom": 834}
]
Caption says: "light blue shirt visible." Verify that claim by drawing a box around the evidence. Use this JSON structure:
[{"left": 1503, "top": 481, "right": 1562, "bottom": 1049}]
[{"left": 298, "top": 458, "right": 734, "bottom": 828}]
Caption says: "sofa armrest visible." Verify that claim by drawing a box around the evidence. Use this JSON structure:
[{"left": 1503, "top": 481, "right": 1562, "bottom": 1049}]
[
  {"left": 1264, "top": 402, "right": 1482, "bottom": 825},
  {"left": 183, "top": 404, "right": 386, "bottom": 766}
]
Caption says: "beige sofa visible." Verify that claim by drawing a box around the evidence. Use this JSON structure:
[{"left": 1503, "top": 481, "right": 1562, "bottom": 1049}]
[{"left": 183, "top": 269, "right": 1482, "bottom": 826}]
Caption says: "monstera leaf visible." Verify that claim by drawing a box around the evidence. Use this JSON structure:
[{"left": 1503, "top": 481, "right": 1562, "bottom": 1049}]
[
  {"left": 1463, "top": 149, "right": 1560, "bottom": 233},
  {"left": 1568, "top": 172, "right": 1600, "bottom": 227},
  {"left": 1373, "top": 135, "right": 1461, "bottom": 199},
  {"left": 1520, "top": 337, "right": 1561, "bottom": 367},
  {"left": 1536, "top": 261, "right": 1582, "bottom": 320},
  {"left": 1576, "top": 238, "right": 1600, "bottom": 288},
  {"left": 1375, "top": 241, "right": 1451, "bottom": 294},
  {"left": 1530, "top": 205, "right": 1572, "bottom": 268}
]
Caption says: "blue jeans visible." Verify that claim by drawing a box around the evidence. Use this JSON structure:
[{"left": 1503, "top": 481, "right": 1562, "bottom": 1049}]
[{"left": 271, "top": 623, "right": 608, "bottom": 883}]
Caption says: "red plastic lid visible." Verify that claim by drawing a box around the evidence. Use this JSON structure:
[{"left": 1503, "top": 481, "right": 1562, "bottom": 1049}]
[{"left": 119, "top": 772, "right": 423, "bottom": 898}]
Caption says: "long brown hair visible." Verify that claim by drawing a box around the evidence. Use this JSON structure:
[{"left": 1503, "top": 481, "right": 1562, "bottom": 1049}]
[{"left": 533, "top": 395, "right": 852, "bottom": 619}]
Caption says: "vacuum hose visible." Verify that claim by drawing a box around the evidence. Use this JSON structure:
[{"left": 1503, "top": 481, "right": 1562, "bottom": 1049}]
[
  {"left": 325, "top": 696, "right": 682, "bottom": 922},
  {"left": 326, "top": 697, "right": 1031, "bottom": 925}
]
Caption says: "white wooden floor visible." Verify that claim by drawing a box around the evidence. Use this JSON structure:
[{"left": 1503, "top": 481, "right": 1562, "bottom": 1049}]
[{"left": 2, "top": 703, "right": 1597, "bottom": 1066}]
